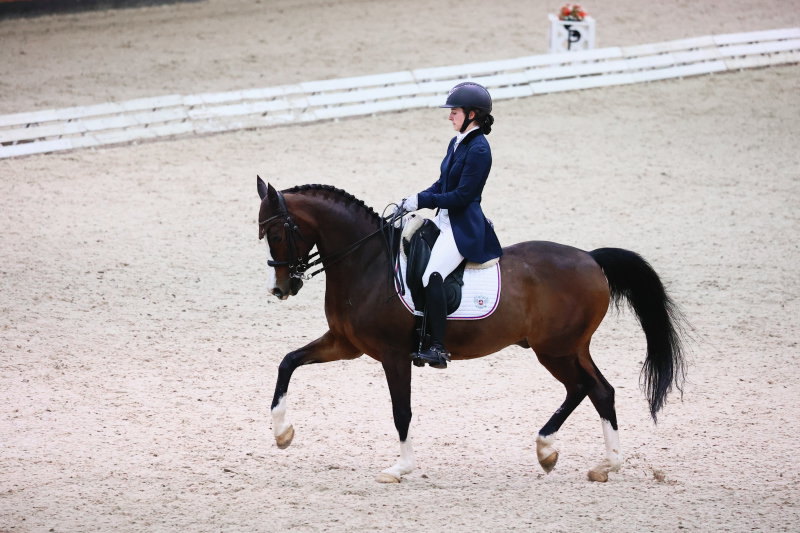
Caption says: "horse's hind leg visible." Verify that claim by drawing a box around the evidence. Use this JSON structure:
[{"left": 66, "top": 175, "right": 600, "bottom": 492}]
[
  {"left": 271, "top": 330, "right": 360, "bottom": 449},
  {"left": 580, "top": 356, "right": 622, "bottom": 482},
  {"left": 534, "top": 353, "right": 591, "bottom": 473}
]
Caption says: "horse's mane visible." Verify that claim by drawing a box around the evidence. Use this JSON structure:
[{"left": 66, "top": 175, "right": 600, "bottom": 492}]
[{"left": 283, "top": 184, "right": 382, "bottom": 223}]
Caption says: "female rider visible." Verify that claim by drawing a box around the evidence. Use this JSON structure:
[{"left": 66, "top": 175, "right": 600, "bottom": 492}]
[{"left": 398, "top": 82, "right": 502, "bottom": 369}]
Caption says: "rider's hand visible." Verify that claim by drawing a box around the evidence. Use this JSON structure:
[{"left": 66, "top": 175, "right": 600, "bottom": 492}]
[{"left": 400, "top": 194, "right": 419, "bottom": 213}]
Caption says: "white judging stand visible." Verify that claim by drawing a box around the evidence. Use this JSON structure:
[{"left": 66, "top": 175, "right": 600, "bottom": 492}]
[{"left": 549, "top": 14, "right": 596, "bottom": 52}]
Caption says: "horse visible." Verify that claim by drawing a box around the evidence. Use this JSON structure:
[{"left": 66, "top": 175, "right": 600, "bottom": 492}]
[{"left": 256, "top": 177, "right": 687, "bottom": 483}]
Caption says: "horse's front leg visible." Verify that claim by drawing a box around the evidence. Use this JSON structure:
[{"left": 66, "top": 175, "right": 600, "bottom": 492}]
[
  {"left": 375, "top": 353, "right": 415, "bottom": 483},
  {"left": 271, "top": 330, "right": 360, "bottom": 449}
]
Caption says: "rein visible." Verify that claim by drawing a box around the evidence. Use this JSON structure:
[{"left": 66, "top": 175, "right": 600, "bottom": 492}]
[{"left": 259, "top": 189, "right": 405, "bottom": 283}]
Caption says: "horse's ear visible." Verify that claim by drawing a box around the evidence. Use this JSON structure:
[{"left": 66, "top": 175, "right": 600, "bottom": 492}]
[{"left": 257, "top": 175, "right": 268, "bottom": 200}]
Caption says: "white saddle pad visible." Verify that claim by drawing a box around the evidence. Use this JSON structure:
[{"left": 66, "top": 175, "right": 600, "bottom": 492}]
[{"left": 394, "top": 253, "right": 501, "bottom": 320}]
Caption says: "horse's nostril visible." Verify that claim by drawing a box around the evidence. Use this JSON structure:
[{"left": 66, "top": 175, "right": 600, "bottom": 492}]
[{"left": 272, "top": 288, "right": 284, "bottom": 298}]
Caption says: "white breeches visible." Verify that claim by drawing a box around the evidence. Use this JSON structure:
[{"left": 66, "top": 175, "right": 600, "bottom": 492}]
[{"left": 422, "top": 213, "right": 464, "bottom": 287}]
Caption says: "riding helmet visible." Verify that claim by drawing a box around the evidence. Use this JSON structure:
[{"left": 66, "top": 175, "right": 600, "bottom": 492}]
[{"left": 440, "top": 82, "right": 492, "bottom": 114}]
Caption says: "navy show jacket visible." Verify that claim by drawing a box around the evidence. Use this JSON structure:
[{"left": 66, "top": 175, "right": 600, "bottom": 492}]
[{"left": 417, "top": 129, "right": 503, "bottom": 264}]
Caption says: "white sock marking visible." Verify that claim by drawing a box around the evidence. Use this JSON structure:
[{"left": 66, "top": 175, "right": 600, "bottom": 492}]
[
  {"left": 601, "top": 419, "right": 622, "bottom": 470},
  {"left": 271, "top": 395, "right": 291, "bottom": 438},
  {"left": 381, "top": 437, "right": 415, "bottom": 480},
  {"left": 536, "top": 432, "right": 558, "bottom": 462}
]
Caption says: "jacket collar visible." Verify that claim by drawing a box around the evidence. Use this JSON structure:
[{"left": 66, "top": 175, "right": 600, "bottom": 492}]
[{"left": 452, "top": 128, "right": 482, "bottom": 152}]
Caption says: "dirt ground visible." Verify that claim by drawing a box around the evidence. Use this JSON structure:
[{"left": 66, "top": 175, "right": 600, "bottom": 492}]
[{"left": 1, "top": 1, "right": 799, "bottom": 531}]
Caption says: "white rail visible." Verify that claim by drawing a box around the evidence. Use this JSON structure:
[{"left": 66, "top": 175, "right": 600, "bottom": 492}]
[{"left": 1, "top": 27, "right": 798, "bottom": 159}]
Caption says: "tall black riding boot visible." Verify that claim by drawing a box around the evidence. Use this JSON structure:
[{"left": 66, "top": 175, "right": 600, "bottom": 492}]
[{"left": 413, "top": 272, "right": 450, "bottom": 369}]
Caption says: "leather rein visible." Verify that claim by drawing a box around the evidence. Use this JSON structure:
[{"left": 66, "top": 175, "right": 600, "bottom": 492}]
[{"left": 258, "top": 189, "right": 404, "bottom": 283}]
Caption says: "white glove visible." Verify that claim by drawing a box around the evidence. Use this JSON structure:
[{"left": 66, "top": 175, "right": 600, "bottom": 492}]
[{"left": 400, "top": 194, "right": 419, "bottom": 213}]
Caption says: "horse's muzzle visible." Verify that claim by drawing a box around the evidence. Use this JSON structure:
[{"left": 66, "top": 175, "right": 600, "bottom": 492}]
[
  {"left": 271, "top": 288, "right": 289, "bottom": 300},
  {"left": 271, "top": 278, "right": 304, "bottom": 300}
]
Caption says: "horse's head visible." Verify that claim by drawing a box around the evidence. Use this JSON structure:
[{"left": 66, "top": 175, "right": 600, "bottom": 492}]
[{"left": 257, "top": 176, "right": 311, "bottom": 300}]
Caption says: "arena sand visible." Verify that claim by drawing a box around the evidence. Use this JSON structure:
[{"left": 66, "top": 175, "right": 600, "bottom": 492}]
[{"left": 1, "top": 1, "right": 799, "bottom": 531}]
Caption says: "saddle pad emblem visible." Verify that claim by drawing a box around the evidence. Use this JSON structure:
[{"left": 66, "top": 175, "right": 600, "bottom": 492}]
[
  {"left": 395, "top": 254, "right": 501, "bottom": 320},
  {"left": 474, "top": 295, "right": 489, "bottom": 309}
]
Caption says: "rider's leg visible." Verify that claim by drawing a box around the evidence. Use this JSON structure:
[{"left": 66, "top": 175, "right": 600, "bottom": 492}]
[
  {"left": 415, "top": 225, "right": 463, "bottom": 368},
  {"left": 420, "top": 272, "right": 448, "bottom": 366},
  {"left": 421, "top": 221, "right": 463, "bottom": 288}
]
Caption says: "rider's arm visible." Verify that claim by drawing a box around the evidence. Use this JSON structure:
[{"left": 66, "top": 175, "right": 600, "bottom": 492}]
[{"left": 417, "top": 143, "right": 491, "bottom": 211}]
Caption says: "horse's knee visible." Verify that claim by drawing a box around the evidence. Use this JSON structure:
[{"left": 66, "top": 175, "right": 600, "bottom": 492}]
[{"left": 278, "top": 351, "right": 309, "bottom": 373}]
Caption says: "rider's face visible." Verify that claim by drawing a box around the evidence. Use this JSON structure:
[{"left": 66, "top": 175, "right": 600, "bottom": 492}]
[{"left": 448, "top": 108, "right": 474, "bottom": 131}]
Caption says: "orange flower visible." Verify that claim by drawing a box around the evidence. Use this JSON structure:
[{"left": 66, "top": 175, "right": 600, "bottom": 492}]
[{"left": 558, "top": 3, "right": 588, "bottom": 21}]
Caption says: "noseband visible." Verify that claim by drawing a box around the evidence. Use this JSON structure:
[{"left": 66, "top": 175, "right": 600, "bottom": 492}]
[{"left": 259, "top": 189, "right": 396, "bottom": 281}]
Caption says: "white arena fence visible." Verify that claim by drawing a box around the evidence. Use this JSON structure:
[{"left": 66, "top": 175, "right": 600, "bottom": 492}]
[{"left": 1, "top": 27, "right": 798, "bottom": 159}]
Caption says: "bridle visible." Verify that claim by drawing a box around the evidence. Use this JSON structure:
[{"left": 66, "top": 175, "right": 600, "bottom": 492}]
[
  {"left": 259, "top": 189, "right": 403, "bottom": 282},
  {"left": 259, "top": 189, "right": 312, "bottom": 279}
]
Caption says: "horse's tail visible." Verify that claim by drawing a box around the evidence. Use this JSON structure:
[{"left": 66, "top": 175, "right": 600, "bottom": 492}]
[{"left": 589, "top": 247, "right": 688, "bottom": 422}]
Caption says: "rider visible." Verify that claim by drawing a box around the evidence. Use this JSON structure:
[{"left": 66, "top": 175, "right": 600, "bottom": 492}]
[{"left": 398, "top": 81, "right": 503, "bottom": 369}]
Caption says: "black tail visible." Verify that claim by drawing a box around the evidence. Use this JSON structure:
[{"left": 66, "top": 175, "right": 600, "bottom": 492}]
[{"left": 590, "top": 247, "right": 688, "bottom": 422}]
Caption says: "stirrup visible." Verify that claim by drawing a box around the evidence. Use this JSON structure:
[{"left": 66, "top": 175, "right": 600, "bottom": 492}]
[{"left": 411, "top": 344, "right": 451, "bottom": 369}]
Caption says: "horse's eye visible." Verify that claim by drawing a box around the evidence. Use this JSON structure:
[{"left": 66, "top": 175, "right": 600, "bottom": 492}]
[{"left": 268, "top": 232, "right": 283, "bottom": 244}]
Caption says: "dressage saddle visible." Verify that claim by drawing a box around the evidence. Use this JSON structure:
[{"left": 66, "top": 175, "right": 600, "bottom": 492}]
[{"left": 403, "top": 218, "right": 466, "bottom": 315}]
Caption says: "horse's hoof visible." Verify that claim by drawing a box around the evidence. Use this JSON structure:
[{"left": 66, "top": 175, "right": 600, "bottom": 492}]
[
  {"left": 587, "top": 468, "right": 609, "bottom": 482},
  {"left": 275, "top": 425, "right": 295, "bottom": 449},
  {"left": 375, "top": 472, "right": 401, "bottom": 484},
  {"left": 539, "top": 451, "right": 559, "bottom": 473}
]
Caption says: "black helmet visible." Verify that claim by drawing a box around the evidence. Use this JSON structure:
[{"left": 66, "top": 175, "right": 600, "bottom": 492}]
[{"left": 440, "top": 82, "right": 492, "bottom": 114}]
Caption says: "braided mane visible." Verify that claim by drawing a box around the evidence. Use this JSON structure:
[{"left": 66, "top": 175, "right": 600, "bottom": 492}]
[{"left": 283, "top": 184, "right": 381, "bottom": 222}]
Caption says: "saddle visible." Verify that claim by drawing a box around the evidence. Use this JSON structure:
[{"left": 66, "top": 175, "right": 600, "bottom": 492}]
[{"left": 402, "top": 217, "right": 466, "bottom": 315}]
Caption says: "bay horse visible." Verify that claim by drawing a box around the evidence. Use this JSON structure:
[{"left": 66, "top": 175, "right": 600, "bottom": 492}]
[{"left": 257, "top": 178, "right": 686, "bottom": 483}]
